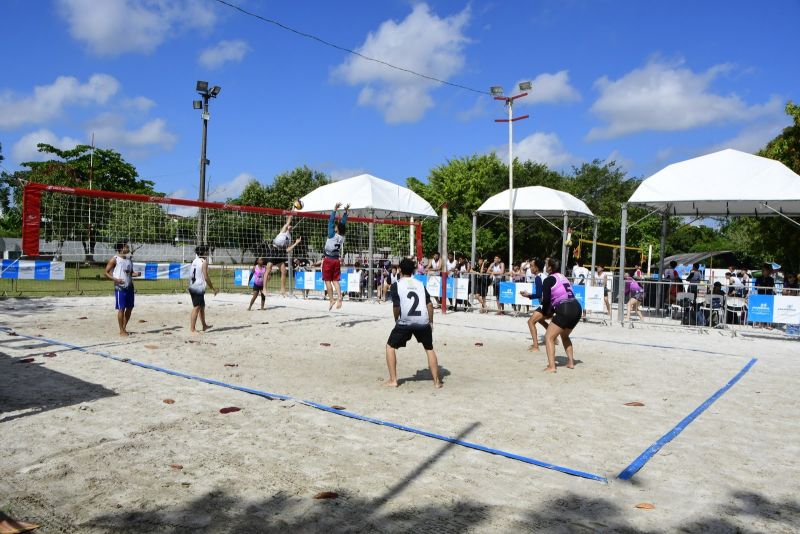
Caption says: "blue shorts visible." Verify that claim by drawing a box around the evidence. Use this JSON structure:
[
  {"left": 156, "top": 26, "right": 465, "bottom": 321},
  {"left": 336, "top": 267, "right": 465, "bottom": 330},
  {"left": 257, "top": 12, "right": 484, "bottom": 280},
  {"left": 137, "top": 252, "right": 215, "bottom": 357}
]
[{"left": 115, "top": 287, "right": 135, "bottom": 310}]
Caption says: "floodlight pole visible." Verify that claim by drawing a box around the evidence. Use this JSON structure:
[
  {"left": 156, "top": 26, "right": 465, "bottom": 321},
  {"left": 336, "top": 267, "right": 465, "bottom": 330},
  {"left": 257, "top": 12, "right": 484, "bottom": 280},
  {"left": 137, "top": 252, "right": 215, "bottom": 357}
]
[
  {"left": 197, "top": 92, "right": 210, "bottom": 245},
  {"left": 495, "top": 92, "right": 529, "bottom": 269}
]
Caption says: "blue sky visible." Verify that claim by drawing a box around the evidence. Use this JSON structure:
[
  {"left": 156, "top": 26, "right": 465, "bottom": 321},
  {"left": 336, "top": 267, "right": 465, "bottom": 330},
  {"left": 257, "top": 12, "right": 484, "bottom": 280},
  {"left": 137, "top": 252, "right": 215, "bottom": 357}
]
[{"left": 1, "top": 0, "right": 798, "bottom": 203}]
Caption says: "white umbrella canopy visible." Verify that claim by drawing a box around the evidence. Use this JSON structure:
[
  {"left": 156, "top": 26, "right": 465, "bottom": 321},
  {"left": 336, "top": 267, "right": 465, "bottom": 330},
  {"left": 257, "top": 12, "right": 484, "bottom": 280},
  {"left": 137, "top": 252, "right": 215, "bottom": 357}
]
[
  {"left": 477, "top": 186, "right": 594, "bottom": 218},
  {"left": 298, "top": 173, "right": 437, "bottom": 219},
  {"left": 628, "top": 148, "right": 800, "bottom": 216}
]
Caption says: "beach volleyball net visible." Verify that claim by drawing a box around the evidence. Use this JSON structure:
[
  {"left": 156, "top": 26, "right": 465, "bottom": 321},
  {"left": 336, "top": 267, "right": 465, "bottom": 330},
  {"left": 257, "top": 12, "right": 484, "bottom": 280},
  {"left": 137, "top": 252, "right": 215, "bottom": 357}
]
[{"left": 21, "top": 182, "right": 423, "bottom": 266}]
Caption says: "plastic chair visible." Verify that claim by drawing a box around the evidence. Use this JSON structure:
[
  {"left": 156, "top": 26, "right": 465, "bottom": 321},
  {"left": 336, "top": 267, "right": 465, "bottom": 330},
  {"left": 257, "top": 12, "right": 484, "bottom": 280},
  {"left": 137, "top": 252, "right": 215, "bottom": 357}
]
[
  {"left": 725, "top": 296, "right": 746, "bottom": 325},
  {"left": 700, "top": 295, "right": 724, "bottom": 327},
  {"left": 671, "top": 292, "right": 695, "bottom": 321}
]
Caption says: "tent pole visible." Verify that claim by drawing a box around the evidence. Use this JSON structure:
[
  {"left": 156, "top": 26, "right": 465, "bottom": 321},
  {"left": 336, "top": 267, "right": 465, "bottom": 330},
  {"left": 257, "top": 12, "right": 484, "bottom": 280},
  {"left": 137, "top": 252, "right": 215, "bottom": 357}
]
[
  {"left": 590, "top": 218, "right": 598, "bottom": 283},
  {"left": 368, "top": 209, "right": 375, "bottom": 302},
  {"left": 409, "top": 216, "right": 415, "bottom": 258},
  {"left": 618, "top": 203, "right": 628, "bottom": 323},
  {"left": 471, "top": 212, "right": 477, "bottom": 267},
  {"left": 441, "top": 204, "right": 448, "bottom": 315},
  {"left": 657, "top": 212, "right": 668, "bottom": 312},
  {"left": 561, "top": 213, "right": 569, "bottom": 275}
]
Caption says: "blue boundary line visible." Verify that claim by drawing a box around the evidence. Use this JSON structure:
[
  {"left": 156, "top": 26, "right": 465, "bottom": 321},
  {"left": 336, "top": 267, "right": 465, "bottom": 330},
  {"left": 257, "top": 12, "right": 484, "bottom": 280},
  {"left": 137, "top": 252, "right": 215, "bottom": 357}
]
[
  {"left": 617, "top": 357, "right": 757, "bottom": 480},
  {"left": 0, "top": 327, "right": 608, "bottom": 483}
]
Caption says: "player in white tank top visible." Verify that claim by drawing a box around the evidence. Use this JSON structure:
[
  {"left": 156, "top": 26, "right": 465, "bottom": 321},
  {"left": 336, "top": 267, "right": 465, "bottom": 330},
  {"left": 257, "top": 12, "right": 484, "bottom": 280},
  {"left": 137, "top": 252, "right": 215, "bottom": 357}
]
[
  {"left": 104, "top": 242, "right": 141, "bottom": 337},
  {"left": 189, "top": 245, "right": 217, "bottom": 334}
]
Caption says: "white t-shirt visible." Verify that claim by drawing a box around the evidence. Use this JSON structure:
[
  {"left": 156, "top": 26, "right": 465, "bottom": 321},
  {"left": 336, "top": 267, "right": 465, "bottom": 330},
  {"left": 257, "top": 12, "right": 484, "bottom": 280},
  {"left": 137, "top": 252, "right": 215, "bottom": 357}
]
[
  {"left": 189, "top": 256, "right": 207, "bottom": 294},
  {"left": 112, "top": 255, "right": 133, "bottom": 289},
  {"left": 391, "top": 277, "right": 431, "bottom": 326},
  {"left": 273, "top": 231, "right": 292, "bottom": 248},
  {"left": 446, "top": 259, "right": 457, "bottom": 272},
  {"left": 572, "top": 266, "right": 589, "bottom": 285},
  {"left": 429, "top": 258, "right": 441, "bottom": 270}
]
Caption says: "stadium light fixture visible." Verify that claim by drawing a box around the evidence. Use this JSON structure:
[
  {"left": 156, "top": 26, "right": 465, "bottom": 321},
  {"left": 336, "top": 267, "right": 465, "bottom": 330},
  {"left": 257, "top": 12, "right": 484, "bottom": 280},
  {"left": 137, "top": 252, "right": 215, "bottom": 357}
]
[
  {"left": 193, "top": 81, "right": 222, "bottom": 244},
  {"left": 492, "top": 81, "right": 530, "bottom": 268}
]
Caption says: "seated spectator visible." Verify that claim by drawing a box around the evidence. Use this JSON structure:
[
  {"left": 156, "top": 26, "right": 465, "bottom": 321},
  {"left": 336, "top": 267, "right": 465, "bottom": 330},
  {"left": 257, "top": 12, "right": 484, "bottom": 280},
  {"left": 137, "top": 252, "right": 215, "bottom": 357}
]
[
  {"left": 784, "top": 272, "right": 799, "bottom": 296},
  {"left": 755, "top": 263, "right": 775, "bottom": 295}
]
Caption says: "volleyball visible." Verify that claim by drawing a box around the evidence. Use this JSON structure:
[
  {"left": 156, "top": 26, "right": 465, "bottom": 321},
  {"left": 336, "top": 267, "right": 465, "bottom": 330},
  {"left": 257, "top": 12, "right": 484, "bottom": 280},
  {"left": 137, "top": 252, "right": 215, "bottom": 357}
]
[{"left": 293, "top": 198, "right": 304, "bottom": 210}]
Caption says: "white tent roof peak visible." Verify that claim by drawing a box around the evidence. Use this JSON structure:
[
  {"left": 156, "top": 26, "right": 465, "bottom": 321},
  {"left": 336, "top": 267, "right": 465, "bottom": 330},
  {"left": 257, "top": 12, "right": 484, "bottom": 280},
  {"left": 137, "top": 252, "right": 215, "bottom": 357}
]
[
  {"left": 477, "top": 185, "right": 594, "bottom": 218},
  {"left": 628, "top": 148, "right": 800, "bottom": 216},
  {"left": 298, "top": 173, "right": 437, "bottom": 219}
]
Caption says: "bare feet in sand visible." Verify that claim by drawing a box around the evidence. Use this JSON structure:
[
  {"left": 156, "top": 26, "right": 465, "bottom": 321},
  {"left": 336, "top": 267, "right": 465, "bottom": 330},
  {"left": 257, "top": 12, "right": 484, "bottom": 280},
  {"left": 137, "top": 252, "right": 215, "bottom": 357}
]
[
  {"left": 433, "top": 381, "right": 443, "bottom": 389},
  {"left": 543, "top": 366, "right": 557, "bottom": 373},
  {"left": 566, "top": 360, "right": 575, "bottom": 369},
  {"left": 202, "top": 324, "right": 212, "bottom": 331},
  {"left": 119, "top": 331, "right": 129, "bottom": 337},
  {"left": 383, "top": 380, "right": 398, "bottom": 387},
  {"left": 528, "top": 344, "right": 540, "bottom": 352}
]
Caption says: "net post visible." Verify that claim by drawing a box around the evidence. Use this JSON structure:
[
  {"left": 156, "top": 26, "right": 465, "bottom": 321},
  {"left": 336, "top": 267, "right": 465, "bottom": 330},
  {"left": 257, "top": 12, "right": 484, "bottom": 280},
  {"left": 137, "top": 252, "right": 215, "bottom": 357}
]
[{"left": 441, "top": 204, "right": 448, "bottom": 315}]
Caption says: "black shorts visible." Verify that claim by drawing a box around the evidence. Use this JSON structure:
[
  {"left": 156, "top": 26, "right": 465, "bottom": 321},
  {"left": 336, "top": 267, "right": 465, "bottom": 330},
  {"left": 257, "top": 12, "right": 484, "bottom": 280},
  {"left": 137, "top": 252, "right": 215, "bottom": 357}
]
[
  {"left": 253, "top": 284, "right": 264, "bottom": 292},
  {"left": 387, "top": 323, "right": 433, "bottom": 350},
  {"left": 552, "top": 299, "right": 582, "bottom": 330},
  {"left": 532, "top": 306, "right": 553, "bottom": 319},
  {"left": 189, "top": 290, "right": 205, "bottom": 307},
  {"left": 475, "top": 276, "right": 488, "bottom": 297}
]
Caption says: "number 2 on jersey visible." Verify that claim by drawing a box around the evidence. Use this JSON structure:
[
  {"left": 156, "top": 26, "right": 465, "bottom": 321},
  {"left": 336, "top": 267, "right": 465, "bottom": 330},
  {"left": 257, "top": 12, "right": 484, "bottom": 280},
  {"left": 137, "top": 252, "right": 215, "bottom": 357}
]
[{"left": 407, "top": 291, "right": 422, "bottom": 316}]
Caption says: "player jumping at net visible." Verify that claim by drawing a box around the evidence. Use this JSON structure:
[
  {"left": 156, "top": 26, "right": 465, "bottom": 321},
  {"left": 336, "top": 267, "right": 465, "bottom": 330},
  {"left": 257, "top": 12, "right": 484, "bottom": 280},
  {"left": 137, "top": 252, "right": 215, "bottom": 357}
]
[
  {"left": 539, "top": 258, "right": 582, "bottom": 372},
  {"left": 322, "top": 202, "right": 349, "bottom": 310},
  {"left": 104, "top": 241, "right": 141, "bottom": 337},
  {"left": 384, "top": 257, "right": 443, "bottom": 388},
  {"left": 188, "top": 245, "right": 218, "bottom": 334},
  {"left": 266, "top": 212, "right": 302, "bottom": 296}
]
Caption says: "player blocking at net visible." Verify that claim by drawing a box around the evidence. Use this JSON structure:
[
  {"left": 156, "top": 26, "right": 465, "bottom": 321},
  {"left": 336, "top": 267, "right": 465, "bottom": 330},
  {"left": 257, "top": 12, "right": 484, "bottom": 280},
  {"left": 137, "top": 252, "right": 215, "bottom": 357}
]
[
  {"left": 266, "top": 211, "right": 303, "bottom": 296},
  {"left": 322, "top": 202, "right": 349, "bottom": 310},
  {"left": 384, "top": 258, "right": 443, "bottom": 389}
]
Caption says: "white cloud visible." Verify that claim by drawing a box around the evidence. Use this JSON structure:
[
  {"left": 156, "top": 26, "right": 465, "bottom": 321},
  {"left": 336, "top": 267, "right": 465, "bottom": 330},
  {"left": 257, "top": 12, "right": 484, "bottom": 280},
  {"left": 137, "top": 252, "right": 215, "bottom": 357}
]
[
  {"left": 333, "top": 3, "right": 470, "bottom": 123},
  {"left": 57, "top": 0, "right": 216, "bottom": 56},
  {"left": 456, "top": 96, "right": 488, "bottom": 122},
  {"left": 122, "top": 96, "right": 156, "bottom": 111},
  {"left": 199, "top": 39, "right": 251, "bottom": 69},
  {"left": 493, "top": 132, "right": 575, "bottom": 168},
  {"left": 207, "top": 172, "right": 256, "bottom": 202},
  {"left": 0, "top": 74, "right": 119, "bottom": 129},
  {"left": 587, "top": 59, "right": 783, "bottom": 140},
  {"left": 705, "top": 117, "right": 792, "bottom": 154},
  {"left": 516, "top": 71, "right": 581, "bottom": 105},
  {"left": 11, "top": 129, "right": 84, "bottom": 163},
  {"left": 165, "top": 187, "right": 198, "bottom": 217},
  {"left": 88, "top": 113, "right": 177, "bottom": 151}
]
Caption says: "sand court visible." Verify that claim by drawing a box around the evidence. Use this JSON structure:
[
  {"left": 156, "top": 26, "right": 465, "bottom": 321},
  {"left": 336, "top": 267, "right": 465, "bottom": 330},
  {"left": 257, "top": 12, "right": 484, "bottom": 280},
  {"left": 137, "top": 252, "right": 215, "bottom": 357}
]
[{"left": 1, "top": 294, "right": 798, "bottom": 532}]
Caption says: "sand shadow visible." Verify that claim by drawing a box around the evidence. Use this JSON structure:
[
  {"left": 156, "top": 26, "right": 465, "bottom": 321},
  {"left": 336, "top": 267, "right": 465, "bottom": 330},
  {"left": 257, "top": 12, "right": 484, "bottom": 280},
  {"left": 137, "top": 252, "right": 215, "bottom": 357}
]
[
  {"left": 338, "top": 318, "right": 381, "bottom": 328},
  {"left": 81, "top": 423, "right": 487, "bottom": 533},
  {"left": 555, "top": 356, "right": 584, "bottom": 367},
  {"left": 397, "top": 366, "right": 451, "bottom": 385},
  {"left": 0, "top": 351, "right": 117, "bottom": 424}
]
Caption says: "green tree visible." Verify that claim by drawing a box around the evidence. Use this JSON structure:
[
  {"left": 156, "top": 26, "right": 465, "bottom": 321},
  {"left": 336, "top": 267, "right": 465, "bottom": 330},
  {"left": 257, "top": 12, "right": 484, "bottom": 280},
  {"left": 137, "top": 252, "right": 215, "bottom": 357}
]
[{"left": 10, "top": 143, "right": 161, "bottom": 259}]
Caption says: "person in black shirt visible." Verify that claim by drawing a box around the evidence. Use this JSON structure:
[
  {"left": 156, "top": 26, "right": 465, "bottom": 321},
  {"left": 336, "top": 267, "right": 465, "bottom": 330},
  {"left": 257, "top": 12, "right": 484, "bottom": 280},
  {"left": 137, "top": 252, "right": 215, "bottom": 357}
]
[{"left": 754, "top": 263, "right": 775, "bottom": 295}]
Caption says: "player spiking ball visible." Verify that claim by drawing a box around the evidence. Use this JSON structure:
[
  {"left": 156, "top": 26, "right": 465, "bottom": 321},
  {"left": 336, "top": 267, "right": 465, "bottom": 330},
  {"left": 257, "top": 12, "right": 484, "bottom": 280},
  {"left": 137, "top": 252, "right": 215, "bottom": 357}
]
[
  {"left": 322, "top": 202, "right": 349, "bottom": 310},
  {"left": 266, "top": 207, "right": 303, "bottom": 296},
  {"left": 384, "top": 257, "right": 443, "bottom": 388}
]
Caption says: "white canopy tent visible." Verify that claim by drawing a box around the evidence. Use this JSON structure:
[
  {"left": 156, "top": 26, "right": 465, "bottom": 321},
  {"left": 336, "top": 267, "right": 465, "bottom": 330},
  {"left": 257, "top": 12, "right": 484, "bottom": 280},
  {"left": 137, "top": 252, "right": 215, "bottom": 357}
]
[
  {"left": 475, "top": 186, "right": 596, "bottom": 274},
  {"left": 299, "top": 173, "right": 437, "bottom": 298},
  {"left": 298, "top": 173, "right": 437, "bottom": 219},
  {"left": 618, "top": 148, "right": 800, "bottom": 321}
]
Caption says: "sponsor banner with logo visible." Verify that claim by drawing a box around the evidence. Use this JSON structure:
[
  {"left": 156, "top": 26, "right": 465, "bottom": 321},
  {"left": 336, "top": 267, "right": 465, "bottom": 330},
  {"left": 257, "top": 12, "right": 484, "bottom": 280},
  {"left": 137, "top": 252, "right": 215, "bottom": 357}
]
[
  {"left": 413, "top": 274, "right": 468, "bottom": 300},
  {"left": 498, "top": 282, "right": 535, "bottom": 305},
  {"left": 1, "top": 259, "right": 66, "bottom": 280},
  {"left": 573, "top": 285, "right": 605, "bottom": 312},
  {"left": 133, "top": 262, "right": 191, "bottom": 280},
  {"left": 747, "top": 295, "right": 773, "bottom": 323},
  {"left": 293, "top": 270, "right": 357, "bottom": 292},
  {"left": 773, "top": 296, "right": 800, "bottom": 324}
]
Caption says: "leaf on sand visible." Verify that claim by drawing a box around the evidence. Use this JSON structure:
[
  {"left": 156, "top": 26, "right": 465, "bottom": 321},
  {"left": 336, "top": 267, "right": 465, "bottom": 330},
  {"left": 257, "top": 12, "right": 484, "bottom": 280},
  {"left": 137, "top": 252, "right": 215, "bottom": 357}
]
[
  {"left": 163, "top": 332, "right": 172, "bottom": 335},
  {"left": 78, "top": 316, "right": 88, "bottom": 320},
  {"left": 7, "top": 332, "right": 18, "bottom": 336},
  {"left": 163, "top": 399, "right": 175, "bottom": 404},
  {"left": 145, "top": 344, "right": 159, "bottom": 349},
  {"left": 219, "top": 407, "right": 241, "bottom": 414},
  {"left": 624, "top": 402, "right": 645, "bottom": 407},
  {"left": 331, "top": 405, "right": 346, "bottom": 411},
  {"left": 186, "top": 339, "right": 200, "bottom": 344},
  {"left": 474, "top": 342, "right": 484, "bottom": 347},
  {"left": 224, "top": 363, "right": 238, "bottom": 367},
  {"left": 170, "top": 464, "right": 183, "bottom": 470},
  {"left": 138, "top": 319, "right": 147, "bottom": 323},
  {"left": 635, "top": 503, "right": 655, "bottom": 510},
  {"left": 313, "top": 491, "right": 339, "bottom": 500},
  {"left": 16, "top": 358, "right": 35, "bottom": 364},
  {"left": 0, "top": 512, "right": 40, "bottom": 534},
  {"left": 320, "top": 342, "right": 331, "bottom": 347},
  {"left": 43, "top": 352, "right": 57, "bottom": 358},
  {"left": 120, "top": 358, "right": 130, "bottom": 363}
]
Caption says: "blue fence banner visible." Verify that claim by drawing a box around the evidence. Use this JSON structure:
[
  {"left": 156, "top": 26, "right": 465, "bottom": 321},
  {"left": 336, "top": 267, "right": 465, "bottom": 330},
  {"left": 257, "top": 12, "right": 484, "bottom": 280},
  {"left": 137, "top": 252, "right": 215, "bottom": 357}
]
[
  {"left": 747, "top": 295, "right": 774, "bottom": 323},
  {"left": 573, "top": 285, "right": 586, "bottom": 308},
  {"left": 498, "top": 282, "right": 534, "bottom": 305},
  {"left": 234, "top": 269, "right": 255, "bottom": 287},
  {"left": 1, "top": 260, "right": 65, "bottom": 280},
  {"left": 293, "top": 270, "right": 358, "bottom": 292},
  {"left": 132, "top": 262, "right": 191, "bottom": 280}
]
